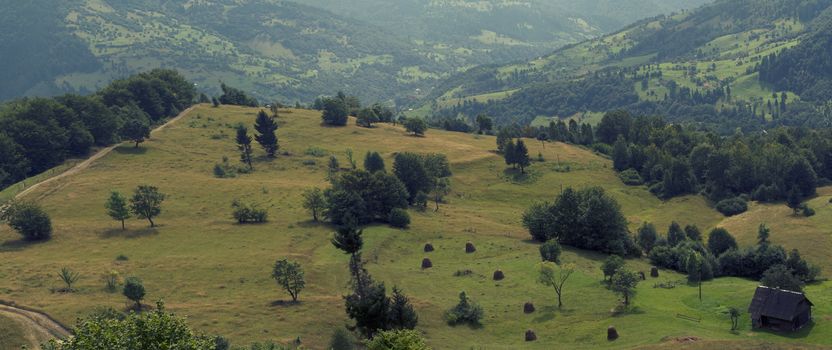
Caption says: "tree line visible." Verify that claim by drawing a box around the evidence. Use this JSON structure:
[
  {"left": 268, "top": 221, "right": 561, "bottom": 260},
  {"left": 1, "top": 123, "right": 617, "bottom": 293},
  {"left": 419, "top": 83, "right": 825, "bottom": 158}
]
[
  {"left": 0, "top": 69, "right": 196, "bottom": 189},
  {"left": 599, "top": 110, "right": 827, "bottom": 215}
]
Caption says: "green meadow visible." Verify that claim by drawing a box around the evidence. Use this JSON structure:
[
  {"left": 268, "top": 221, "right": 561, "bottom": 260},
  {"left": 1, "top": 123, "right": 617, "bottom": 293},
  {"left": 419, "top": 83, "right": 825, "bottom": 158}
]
[{"left": 1, "top": 105, "right": 830, "bottom": 349}]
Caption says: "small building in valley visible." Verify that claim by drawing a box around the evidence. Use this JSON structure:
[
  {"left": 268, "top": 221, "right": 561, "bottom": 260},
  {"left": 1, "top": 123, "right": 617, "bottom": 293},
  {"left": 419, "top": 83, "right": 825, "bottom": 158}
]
[{"left": 748, "top": 286, "right": 813, "bottom": 332}]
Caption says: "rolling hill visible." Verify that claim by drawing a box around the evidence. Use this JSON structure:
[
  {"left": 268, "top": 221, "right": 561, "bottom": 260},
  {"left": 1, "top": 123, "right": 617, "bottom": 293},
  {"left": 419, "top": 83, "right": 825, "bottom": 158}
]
[
  {"left": 413, "top": 0, "right": 832, "bottom": 131},
  {"left": 0, "top": 0, "right": 707, "bottom": 104},
  {"left": 1, "top": 104, "right": 831, "bottom": 349}
]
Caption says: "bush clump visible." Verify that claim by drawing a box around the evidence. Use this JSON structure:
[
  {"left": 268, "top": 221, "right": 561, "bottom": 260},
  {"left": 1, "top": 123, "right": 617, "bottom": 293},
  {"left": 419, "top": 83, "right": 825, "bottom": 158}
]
[
  {"left": 213, "top": 157, "right": 237, "bottom": 178},
  {"left": 231, "top": 199, "right": 268, "bottom": 224},
  {"left": 715, "top": 197, "right": 748, "bottom": 216},
  {"left": 618, "top": 169, "right": 644, "bottom": 186},
  {"left": 1, "top": 201, "right": 52, "bottom": 241},
  {"left": 445, "top": 291, "right": 483, "bottom": 326},
  {"left": 388, "top": 208, "right": 411, "bottom": 228}
]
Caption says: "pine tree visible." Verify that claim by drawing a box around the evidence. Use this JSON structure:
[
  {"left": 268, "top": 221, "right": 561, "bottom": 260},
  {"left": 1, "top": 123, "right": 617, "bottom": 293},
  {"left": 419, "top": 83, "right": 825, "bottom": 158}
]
[
  {"left": 106, "top": 191, "right": 131, "bottom": 230},
  {"left": 514, "top": 140, "right": 531, "bottom": 173},
  {"left": 364, "top": 152, "right": 386, "bottom": 173},
  {"left": 253, "top": 110, "right": 279, "bottom": 158},
  {"left": 504, "top": 139, "right": 517, "bottom": 168},
  {"left": 235, "top": 124, "right": 254, "bottom": 170},
  {"left": 387, "top": 287, "right": 418, "bottom": 330}
]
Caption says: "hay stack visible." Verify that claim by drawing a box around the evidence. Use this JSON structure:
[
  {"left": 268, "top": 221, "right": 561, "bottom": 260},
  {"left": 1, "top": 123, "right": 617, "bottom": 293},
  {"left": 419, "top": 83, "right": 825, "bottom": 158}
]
[
  {"left": 607, "top": 326, "right": 619, "bottom": 341},
  {"left": 523, "top": 302, "right": 536, "bottom": 314},
  {"left": 650, "top": 266, "right": 659, "bottom": 278},
  {"left": 525, "top": 330, "right": 537, "bottom": 342},
  {"left": 424, "top": 243, "right": 434, "bottom": 252},
  {"left": 493, "top": 269, "right": 505, "bottom": 281},
  {"left": 465, "top": 242, "right": 476, "bottom": 253},
  {"left": 421, "top": 258, "right": 433, "bottom": 269}
]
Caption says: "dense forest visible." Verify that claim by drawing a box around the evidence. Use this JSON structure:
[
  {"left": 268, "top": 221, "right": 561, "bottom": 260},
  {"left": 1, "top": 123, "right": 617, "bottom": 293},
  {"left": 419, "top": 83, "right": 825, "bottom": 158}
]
[
  {"left": 594, "top": 110, "right": 828, "bottom": 214},
  {"left": 0, "top": 69, "right": 195, "bottom": 189},
  {"left": 758, "top": 6, "right": 832, "bottom": 102}
]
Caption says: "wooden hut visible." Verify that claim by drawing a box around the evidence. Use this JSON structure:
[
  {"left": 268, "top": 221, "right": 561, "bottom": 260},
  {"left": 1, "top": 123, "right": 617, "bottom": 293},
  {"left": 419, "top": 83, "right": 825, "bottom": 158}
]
[{"left": 748, "top": 286, "right": 813, "bottom": 332}]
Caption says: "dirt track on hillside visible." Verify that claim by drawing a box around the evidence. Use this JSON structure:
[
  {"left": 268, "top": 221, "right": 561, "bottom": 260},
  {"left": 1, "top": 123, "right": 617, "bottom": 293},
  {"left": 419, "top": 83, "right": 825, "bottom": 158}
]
[
  {"left": 11, "top": 105, "right": 196, "bottom": 201},
  {"left": 0, "top": 303, "right": 71, "bottom": 348},
  {"left": 0, "top": 106, "right": 196, "bottom": 348}
]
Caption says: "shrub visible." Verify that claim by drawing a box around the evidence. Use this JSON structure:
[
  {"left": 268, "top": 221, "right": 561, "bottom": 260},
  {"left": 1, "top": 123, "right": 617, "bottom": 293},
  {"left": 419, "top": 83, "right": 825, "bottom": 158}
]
[
  {"left": 715, "top": 197, "right": 748, "bottom": 216},
  {"left": 539, "top": 240, "right": 562, "bottom": 263},
  {"left": 123, "top": 277, "right": 146, "bottom": 309},
  {"left": 1, "top": 201, "right": 52, "bottom": 241},
  {"left": 761, "top": 264, "right": 803, "bottom": 292},
  {"left": 367, "top": 330, "right": 428, "bottom": 350},
  {"left": 388, "top": 208, "right": 411, "bottom": 228},
  {"left": 591, "top": 143, "right": 612, "bottom": 155},
  {"left": 618, "top": 169, "right": 644, "bottom": 186},
  {"left": 213, "top": 157, "right": 237, "bottom": 178},
  {"left": 231, "top": 199, "right": 268, "bottom": 224},
  {"left": 445, "top": 291, "right": 483, "bottom": 326},
  {"left": 305, "top": 147, "right": 328, "bottom": 157},
  {"left": 801, "top": 204, "right": 816, "bottom": 217},
  {"left": 105, "top": 270, "right": 120, "bottom": 292}
]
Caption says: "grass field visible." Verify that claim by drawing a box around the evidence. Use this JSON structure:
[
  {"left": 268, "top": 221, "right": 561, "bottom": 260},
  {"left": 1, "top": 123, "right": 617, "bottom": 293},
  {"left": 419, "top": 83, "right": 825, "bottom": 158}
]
[
  {"left": 1, "top": 105, "right": 830, "bottom": 349},
  {"left": 0, "top": 314, "right": 27, "bottom": 350}
]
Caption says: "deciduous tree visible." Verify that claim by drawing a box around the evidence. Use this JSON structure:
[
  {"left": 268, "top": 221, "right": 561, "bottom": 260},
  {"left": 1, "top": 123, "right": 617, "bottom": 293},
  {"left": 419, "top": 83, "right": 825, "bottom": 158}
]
[
  {"left": 272, "top": 259, "right": 305, "bottom": 302},
  {"left": 106, "top": 191, "right": 131, "bottom": 230},
  {"left": 538, "top": 262, "right": 575, "bottom": 308},
  {"left": 129, "top": 185, "right": 165, "bottom": 228}
]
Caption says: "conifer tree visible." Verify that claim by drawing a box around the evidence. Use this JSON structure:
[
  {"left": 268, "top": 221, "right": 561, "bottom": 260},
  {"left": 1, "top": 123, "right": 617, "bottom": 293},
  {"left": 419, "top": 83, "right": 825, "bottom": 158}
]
[
  {"left": 514, "top": 139, "right": 531, "bottom": 173},
  {"left": 236, "top": 124, "right": 254, "bottom": 170},
  {"left": 254, "top": 110, "right": 279, "bottom": 158}
]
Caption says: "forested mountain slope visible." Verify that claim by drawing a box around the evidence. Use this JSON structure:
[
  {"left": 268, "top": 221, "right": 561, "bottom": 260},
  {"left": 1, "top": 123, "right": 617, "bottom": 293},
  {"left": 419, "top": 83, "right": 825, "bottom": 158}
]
[
  {"left": 302, "top": 0, "right": 710, "bottom": 67},
  {"left": 0, "top": 0, "right": 705, "bottom": 104},
  {"left": 416, "top": 0, "right": 832, "bottom": 131}
]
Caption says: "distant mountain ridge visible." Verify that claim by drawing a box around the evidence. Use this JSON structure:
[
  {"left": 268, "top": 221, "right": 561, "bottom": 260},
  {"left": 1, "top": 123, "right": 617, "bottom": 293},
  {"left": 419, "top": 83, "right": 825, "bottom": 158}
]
[
  {"left": 0, "top": 0, "right": 707, "bottom": 104},
  {"left": 413, "top": 0, "right": 832, "bottom": 131}
]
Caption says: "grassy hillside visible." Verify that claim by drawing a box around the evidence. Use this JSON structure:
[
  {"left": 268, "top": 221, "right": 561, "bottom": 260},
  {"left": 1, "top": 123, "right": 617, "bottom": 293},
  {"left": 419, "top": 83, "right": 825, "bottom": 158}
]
[
  {"left": 415, "top": 0, "right": 832, "bottom": 129},
  {"left": 0, "top": 0, "right": 708, "bottom": 105},
  {"left": 1, "top": 105, "right": 830, "bottom": 349}
]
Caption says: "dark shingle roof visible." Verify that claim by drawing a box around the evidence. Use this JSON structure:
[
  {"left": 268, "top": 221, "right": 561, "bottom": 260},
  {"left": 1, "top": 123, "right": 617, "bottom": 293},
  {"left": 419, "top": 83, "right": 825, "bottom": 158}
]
[{"left": 748, "top": 286, "right": 813, "bottom": 320}]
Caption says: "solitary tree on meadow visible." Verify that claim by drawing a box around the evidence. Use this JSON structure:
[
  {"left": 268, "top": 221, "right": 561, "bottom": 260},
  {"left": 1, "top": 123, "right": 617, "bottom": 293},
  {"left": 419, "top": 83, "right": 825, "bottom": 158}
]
[
  {"left": 404, "top": 118, "right": 427, "bottom": 136},
  {"left": 611, "top": 269, "right": 639, "bottom": 306},
  {"left": 538, "top": 262, "right": 575, "bottom": 308},
  {"left": 121, "top": 119, "right": 151, "bottom": 148},
  {"left": 601, "top": 255, "right": 624, "bottom": 283},
  {"left": 123, "top": 277, "right": 146, "bottom": 310},
  {"left": 130, "top": 185, "right": 165, "bottom": 228},
  {"left": 235, "top": 124, "right": 254, "bottom": 170},
  {"left": 514, "top": 139, "right": 531, "bottom": 173},
  {"left": 106, "top": 191, "right": 131, "bottom": 230},
  {"left": 302, "top": 187, "right": 327, "bottom": 222},
  {"left": 357, "top": 108, "right": 379, "bottom": 128},
  {"left": 254, "top": 110, "right": 279, "bottom": 158},
  {"left": 272, "top": 259, "right": 305, "bottom": 302}
]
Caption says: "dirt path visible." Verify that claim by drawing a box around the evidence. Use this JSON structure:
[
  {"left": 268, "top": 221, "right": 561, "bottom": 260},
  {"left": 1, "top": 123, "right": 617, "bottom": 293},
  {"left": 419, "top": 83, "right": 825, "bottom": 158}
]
[
  {"left": 12, "top": 105, "right": 196, "bottom": 201},
  {"left": 0, "top": 303, "right": 71, "bottom": 348}
]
